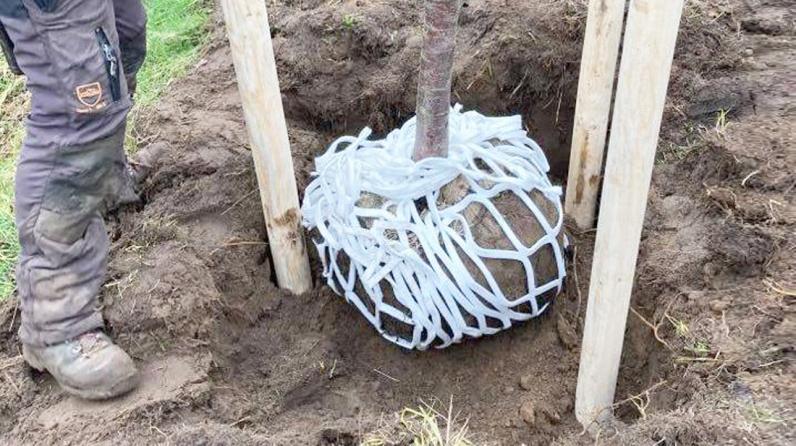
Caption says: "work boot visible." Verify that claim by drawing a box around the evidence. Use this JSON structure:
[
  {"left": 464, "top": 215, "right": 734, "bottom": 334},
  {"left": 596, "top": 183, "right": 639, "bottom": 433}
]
[
  {"left": 116, "top": 141, "right": 168, "bottom": 206},
  {"left": 128, "top": 141, "right": 167, "bottom": 184},
  {"left": 22, "top": 331, "right": 139, "bottom": 400}
]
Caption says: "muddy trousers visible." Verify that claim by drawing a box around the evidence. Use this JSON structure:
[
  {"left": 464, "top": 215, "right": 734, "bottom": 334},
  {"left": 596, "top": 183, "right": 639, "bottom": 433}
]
[{"left": 0, "top": 0, "right": 147, "bottom": 347}]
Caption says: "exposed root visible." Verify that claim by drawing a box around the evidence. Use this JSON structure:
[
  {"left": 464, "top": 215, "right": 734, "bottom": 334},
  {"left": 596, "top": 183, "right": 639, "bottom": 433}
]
[{"left": 630, "top": 306, "right": 673, "bottom": 351}]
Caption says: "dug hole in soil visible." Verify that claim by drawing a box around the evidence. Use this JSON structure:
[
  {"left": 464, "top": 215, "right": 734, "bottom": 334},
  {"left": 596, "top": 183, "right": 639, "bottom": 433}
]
[{"left": 1, "top": 1, "right": 793, "bottom": 444}]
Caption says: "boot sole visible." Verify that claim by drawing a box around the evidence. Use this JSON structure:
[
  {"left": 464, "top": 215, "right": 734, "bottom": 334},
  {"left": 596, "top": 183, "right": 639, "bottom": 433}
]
[{"left": 61, "top": 372, "right": 139, "bottom": 400}]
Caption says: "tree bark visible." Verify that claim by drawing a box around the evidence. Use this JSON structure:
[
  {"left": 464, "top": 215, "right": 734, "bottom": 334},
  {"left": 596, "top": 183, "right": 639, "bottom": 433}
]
[{"left": 413, "top": 0, "right": 462, "bottom": 161}]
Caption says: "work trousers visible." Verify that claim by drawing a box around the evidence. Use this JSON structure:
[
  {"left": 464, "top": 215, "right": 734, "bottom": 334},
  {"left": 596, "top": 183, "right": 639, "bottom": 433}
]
[{"left": 0, "top": 0, "right": 146, "bottom": 346}]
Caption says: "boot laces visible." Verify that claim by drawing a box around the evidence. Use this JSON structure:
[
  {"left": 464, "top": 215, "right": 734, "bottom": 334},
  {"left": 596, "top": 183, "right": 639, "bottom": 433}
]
[{"left": 70, "top": 332, "right": 109, "bottom": 357}]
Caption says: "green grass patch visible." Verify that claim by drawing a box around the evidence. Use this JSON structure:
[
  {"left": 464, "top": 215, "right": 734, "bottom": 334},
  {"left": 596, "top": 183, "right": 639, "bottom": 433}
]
[
  {"left": 0, "top": 0, "right": 210, "bottom": 299},
  {"left": 0, "top": 67, "right": 27, "bottom": 298},
  {"left": 136, "top": 0, "right": 210, "bottom": 107}
]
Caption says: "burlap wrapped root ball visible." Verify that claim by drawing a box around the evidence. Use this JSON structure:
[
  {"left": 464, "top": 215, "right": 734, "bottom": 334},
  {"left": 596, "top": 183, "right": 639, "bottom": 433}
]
[{"left": 302, "top": 106, "right": 566, "bottom": 350}]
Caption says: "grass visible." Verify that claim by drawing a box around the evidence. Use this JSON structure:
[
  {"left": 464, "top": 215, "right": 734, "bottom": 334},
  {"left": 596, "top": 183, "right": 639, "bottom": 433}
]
[
  {"left": 341, "top": 13, "right": 359, "bottom": 30},
  {"left": 744, "top": 404, "right": 787, "bottom": 425},
  {"left": 397, "top": 404, "right": 473, "bottom": 446},
  {"left": 0, "top": 0, "right": 210, "bottom": 299},
  {"left": 135, "top": 0, "right": 210, "bottom": 107},
  {"left": 363, "top": 400, "right": 474, "bottom": 446},
  {"left": 0, "top": 66, "right": 27, "bottom": 299},
  {"left": 658, "top": 108, "right": 734, "bottom": 164}
]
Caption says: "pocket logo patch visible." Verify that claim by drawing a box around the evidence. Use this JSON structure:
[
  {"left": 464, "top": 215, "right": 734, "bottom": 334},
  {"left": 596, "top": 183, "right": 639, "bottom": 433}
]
[
  {"left": 75, "top": 82, "right": 107, "bottom": 113},
  {"left": 76, "top": 82, "right": 103, "bottom": 106}
]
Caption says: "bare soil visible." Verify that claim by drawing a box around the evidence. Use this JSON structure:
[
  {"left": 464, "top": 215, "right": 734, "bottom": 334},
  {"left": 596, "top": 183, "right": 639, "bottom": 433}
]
[{"left": 0, "top": 1, "right": 793, "bottom": 445}]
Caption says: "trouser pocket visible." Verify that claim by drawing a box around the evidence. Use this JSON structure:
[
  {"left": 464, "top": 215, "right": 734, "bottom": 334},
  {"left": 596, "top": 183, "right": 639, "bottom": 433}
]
[
  {"left": 22, "top": 0, "right": 130, "bottom": 118},
  {"left": 35, "top": 125, "right": 126, "bottom": 244},
  {"left": 95, "top": 27, "right": 121, "bottom": 102}
]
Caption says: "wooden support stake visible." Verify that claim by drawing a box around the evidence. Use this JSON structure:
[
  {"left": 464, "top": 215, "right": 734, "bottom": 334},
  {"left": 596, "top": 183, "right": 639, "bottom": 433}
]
[
  {"left": 220, "top": 0, "right": 312, "bottom": 294},
  {"left": 575, "top": 0, "right": 684, "bottom": 428},
  {"left": 564, "top": 0, "right": 626, "bottom": 229}
]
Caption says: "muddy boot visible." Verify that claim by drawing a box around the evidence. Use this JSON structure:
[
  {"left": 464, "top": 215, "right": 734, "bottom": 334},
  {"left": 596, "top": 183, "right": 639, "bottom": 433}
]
[
  {"left": 116, "top": 142, "right": 168, "bottom": 206},
  {"left": 129, "top": 141, "right": 167, "bottom": 184},
  {"left": 22, "top": 331, "right": 139, "bottom": 400}
]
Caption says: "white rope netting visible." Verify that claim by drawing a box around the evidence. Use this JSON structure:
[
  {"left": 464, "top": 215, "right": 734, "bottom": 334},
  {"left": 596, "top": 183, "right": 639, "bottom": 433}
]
[{"left": 302, "top": 105, "right": 566, "bottom": 350}]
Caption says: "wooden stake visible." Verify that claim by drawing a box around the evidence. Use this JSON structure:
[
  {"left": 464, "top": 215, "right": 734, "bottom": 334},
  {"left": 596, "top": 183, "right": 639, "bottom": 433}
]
[
  {"left": 575, "top": 0, "right": 684, "bottom": 428},
  {"left": 220, "top": 0, "right": 312, "bottom": 294},
  {"left": 564, "top": 0, "right": 626, "bottom": 229}
]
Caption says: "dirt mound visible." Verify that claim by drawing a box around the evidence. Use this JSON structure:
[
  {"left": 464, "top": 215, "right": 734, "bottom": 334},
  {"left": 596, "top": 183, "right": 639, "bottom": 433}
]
[{"left": 0, "top": 0, "right": 793, "bottom": 444}]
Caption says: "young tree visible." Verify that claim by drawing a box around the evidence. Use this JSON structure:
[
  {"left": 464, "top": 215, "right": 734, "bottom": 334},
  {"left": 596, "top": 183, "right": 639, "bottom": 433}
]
[
  {"left": 413, "top": 0, "right": 463, "bottom": 161},
  {"left": 412, "top": 0, "right": 562, "bottom": 335},
  {"left": 303, "top": 0, "right": 566, "bottom": 349}
]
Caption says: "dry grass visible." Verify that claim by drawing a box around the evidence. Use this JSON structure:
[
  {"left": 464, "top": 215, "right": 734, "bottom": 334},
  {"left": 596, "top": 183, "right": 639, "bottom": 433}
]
[{"left": 363, "top": 399, "right": 475, "bottom": 446}]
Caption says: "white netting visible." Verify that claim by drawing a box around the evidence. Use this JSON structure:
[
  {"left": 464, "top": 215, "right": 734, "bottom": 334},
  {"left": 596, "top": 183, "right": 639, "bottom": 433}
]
[{"left": 302, "top": 105, "right": 566, "bottom": 350}]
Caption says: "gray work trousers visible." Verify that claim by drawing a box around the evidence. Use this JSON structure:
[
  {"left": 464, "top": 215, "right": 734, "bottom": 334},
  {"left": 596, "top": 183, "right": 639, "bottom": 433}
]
[{"left": 0, "top": 0, "right": 146, "bottom": 347}]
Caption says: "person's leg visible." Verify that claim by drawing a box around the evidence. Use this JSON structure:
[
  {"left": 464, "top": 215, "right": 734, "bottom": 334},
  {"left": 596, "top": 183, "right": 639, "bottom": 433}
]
[
  {"left": 110, "top": 0, "right": 150, "bottom": 205},
  {"left": 1, "top": 0, "right": 137, "bottom": 399},
  {"left": 112, "top": 0, "right": 147, "bottom": 96}
]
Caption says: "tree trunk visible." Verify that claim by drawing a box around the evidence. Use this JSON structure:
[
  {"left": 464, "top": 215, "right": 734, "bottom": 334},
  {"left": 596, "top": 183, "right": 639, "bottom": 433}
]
[{"left": 413, "top": 0, "right": 462, "bottom": 161}]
